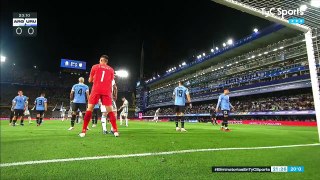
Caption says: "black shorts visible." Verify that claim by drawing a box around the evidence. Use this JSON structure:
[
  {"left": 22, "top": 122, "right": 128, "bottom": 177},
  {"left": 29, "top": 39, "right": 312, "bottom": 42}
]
[
  {"left": 14, "top": 109, "right": 24, "bottom": 117},
  {"left": 93, "top": 108, "right": 99, "bottom": 115},
  {"left": 71, "top": 103, "right": 87, "bottom": 112},
  {"left": 36, "top": 110, "right": 45, "bottom": 116},
  {"left": 174, "top": 105, "right": 185, "bottom": 114},
  {"left": 222, "top": 110, "right": 229, "bottom": 118}
]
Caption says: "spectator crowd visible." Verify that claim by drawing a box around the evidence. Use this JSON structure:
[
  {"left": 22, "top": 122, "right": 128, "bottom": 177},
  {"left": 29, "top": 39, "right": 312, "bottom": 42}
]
[{"left": 144, "top": 93, "right": 314, "bottom": 116}]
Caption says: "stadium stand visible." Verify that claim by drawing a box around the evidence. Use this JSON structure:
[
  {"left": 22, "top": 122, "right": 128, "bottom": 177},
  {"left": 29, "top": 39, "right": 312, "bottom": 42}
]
[
  {"left": 136, "top": 25, "right": 319, "bottom": 121},
  {"left": 144, "top": 91, "right": 314, "bottom": 115},
  {"left": 0, "top": 67, "right": 135, "bottom": 118}
]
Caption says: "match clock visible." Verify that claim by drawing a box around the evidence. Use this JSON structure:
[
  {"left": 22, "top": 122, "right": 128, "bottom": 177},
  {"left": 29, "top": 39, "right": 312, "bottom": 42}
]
[{"left": 13, "top": 12, "right": 37, "bottom": 37}]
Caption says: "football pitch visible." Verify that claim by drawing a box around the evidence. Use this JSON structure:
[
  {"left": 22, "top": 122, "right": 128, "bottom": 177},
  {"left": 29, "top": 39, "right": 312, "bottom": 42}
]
[{"left": 1, "top": 120, "right": 320, "bottom": 180}]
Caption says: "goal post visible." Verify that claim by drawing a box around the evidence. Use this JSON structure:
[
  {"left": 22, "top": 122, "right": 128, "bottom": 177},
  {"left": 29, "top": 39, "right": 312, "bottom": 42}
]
[
  {"left": 212, "top": 0, "right": 320, "bottom": 142},
  {"left": 305, "top": 30, "right": 320, "bottom": 143}
]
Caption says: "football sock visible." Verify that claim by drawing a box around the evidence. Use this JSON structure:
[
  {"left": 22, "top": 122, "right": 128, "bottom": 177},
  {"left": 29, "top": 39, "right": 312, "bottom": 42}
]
[
  {"left": 125, "top": 117, "right": 128, "bottom": 126},
  {"left": 110, "top": 114, "right": 115, "bottom": 131},
  {"left": 71, "top": 114, "right": 76, "bottom": 127},
  {"left": 181, "top": 116, "right": 185, "bottom": 128},
  {"left": 120, "top": 115, "right": 123, "bottom": 125},
  {"left": 10, "top": 114, "right": 14, "bottom": 123},
  {"left": 101, "top": 115, "right": 107, "bottom": 131},
  {"left": 82, "top": 113, "right": 86, "bottom": 123},
  {"left": 82, "top": 111, "right": 92, "bottom": 133},
  {"left": 39, "top": 118, "right": 43, "bottom": 124},
  {"left": 94, "top": 112, "right": 98, "bottom": 124},
  {"left": 36, "top": 117, "right": 39, "bottom": 124},
  {"left": 175, "top": 116, "right": 179, "bottom": 127},
  {"left": 223, "top": 115, "right": 228, "bottom": 128},
  {"left": 108, "top": 112, "right": 118, "bottom": 132}
]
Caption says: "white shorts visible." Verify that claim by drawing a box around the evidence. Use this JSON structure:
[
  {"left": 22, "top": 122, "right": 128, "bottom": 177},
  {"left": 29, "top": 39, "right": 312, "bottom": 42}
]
[
  {"left": 101, "top": 100, "right": 117, "bottom": 113},
  {"left": 24, "top": 110, "right": 30, "bottom": 116},
  {"left": 120, "top": 111, "right": 128, "bottom": 117}
]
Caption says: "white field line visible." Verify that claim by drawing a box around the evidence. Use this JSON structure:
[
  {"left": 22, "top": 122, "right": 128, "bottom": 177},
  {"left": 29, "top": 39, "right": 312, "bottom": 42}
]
[{"left": 1, "top": 143, "right": 319, "bottom": 167}]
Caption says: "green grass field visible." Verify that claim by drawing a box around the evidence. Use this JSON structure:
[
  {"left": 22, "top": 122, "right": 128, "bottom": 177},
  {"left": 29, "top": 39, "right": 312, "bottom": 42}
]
[{"left": 1, "top": 120, "right": 320, "bottom": 180}]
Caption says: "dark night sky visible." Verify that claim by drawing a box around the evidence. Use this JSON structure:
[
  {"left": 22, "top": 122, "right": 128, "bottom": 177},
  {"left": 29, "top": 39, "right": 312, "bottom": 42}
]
[{"left": 0, "top": 0, "right": 273, "bottom": 84}]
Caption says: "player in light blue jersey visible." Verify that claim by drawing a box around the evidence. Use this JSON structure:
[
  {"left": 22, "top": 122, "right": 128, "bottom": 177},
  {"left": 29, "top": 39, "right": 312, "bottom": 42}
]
[
  {"left": 34, "top": 92, "right": 48, "bottom": 126},
  {"left": 11, "top": 90, "right": 28, "bottom": 126},
  {"left": 216, "top": 88, "right": 234, "bottom": 131},
  {"left": 69, "top": 77, "right": 90, "bottom": 130},
  {"left": 172, "top": 81, "right": 191, "bottom": 132}
]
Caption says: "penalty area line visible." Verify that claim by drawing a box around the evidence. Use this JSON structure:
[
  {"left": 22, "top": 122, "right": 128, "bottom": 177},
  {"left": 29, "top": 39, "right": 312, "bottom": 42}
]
[{"left": 1, "top": 143, "right": 319, "bottom": 167}]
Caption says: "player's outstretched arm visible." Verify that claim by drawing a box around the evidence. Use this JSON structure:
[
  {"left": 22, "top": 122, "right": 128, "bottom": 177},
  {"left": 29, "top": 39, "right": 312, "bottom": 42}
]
[
  {"left": 172, "top": 87, "right": 176, "bottom": 100},
  {"left": 187, "top": 93, "right": 192, "bottom": 108},
  {"left": 113, "top": 84, "right": 118, "bottom": 101},
  {"left": 25, "top": 98, "right": 29, "bottom": 110},
  {"left": 216, "top": 96, "right": 221, "bottom": 112},
  {"left": 118, "top": 101, "right": 126, "bottom": 111},
  {"left": 70, "top": 90, "right": 74, "bottom": 101},
  {"left": 86, "top": 90, "right": 90, "bottom": 101},
  {"left": 45, "top": 102, "right": 48, "bottom": 111},
  {"left": 88, "top": 77, "right": 93, "bottom": 83},
  {"left": 88, "top": 65, "right": 96, "bottom": 83},
  {"left": 12, "top": 98, "right": 17, "bottom": 109}
]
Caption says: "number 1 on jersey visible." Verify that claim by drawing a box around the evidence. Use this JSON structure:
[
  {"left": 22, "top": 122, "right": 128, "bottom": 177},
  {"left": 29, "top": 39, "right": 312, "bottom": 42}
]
[{"left": 101, "top": 71, "right": 105, "bottom": 82}]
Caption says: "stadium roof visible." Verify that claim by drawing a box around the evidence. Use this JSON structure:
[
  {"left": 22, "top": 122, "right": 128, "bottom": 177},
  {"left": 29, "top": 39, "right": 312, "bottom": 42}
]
[
  {"left": 147, "top": 25, "right": 301, "bottom": 88},
  {"left": 214, "top": 0, "right": 320, "bottom": 29}
]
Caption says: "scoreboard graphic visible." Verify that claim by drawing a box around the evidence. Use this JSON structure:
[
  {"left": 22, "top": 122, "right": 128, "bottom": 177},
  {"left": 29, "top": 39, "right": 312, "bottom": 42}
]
[
  {"left": 60, "top": 59, "right": 87, "bottom": 70},
  {"left": 13, "top": 12, "right": 37, "bottom": 37}
]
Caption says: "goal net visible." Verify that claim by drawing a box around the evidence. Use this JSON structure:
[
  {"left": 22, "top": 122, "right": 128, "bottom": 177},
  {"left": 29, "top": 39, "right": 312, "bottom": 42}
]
[{"left": 213, "top": 0, "right": 320, "bottom": 141}]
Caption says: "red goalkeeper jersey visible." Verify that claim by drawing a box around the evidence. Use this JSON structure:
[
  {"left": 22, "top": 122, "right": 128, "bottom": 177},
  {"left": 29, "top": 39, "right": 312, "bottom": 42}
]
[{"left": 89, "top": 64, "right": 114, "bottom": 96}]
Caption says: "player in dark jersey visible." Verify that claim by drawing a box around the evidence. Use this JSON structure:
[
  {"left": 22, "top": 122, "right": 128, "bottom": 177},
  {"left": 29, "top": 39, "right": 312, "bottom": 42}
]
[
  {"left": 210, "top": 107, "right": 218, "bottom": 125},
  {"left": 92, "top": 103, "right": 100, "bottom": 127},
  {"left": 9, "top": 100, "right": 15, "bottom": 125}
]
